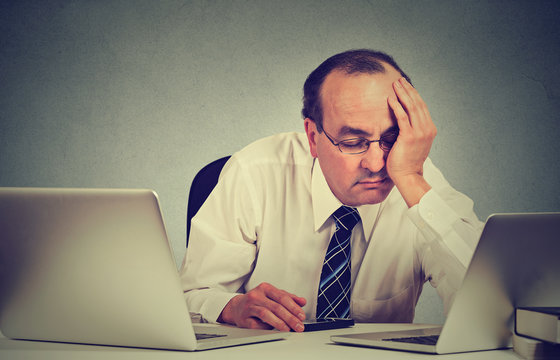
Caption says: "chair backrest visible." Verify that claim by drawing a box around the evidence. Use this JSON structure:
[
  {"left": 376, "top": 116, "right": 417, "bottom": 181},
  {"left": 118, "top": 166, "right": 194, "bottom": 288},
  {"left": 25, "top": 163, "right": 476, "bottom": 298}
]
[{"left": 186, "top": 156, "right": 231, "bottom": 246}]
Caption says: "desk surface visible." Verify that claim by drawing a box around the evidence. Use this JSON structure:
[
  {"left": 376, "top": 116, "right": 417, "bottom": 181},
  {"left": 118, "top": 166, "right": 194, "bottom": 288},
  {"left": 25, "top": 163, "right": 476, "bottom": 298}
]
[{"left": 0, "top": 324, "right": 519, "bottom": 360}]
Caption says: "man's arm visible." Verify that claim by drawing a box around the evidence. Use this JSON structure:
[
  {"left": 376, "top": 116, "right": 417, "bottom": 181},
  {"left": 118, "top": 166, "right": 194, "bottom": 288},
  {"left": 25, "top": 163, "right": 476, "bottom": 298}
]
[
  {"left": 180, "top": 156, "right": 307, "bottom": 332},
  {"left": 386, "top": 77, "right": 483, "bottom": 312},
  {"left": 408, "top": 173, "right": 484, "bottom": 314}
]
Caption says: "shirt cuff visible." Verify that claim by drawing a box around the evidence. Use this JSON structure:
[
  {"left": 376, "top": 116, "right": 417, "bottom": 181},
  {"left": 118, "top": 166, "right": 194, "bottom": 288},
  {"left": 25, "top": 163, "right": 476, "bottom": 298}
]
[
  {"left": 407, "top": 189, "right": 472, "bottom": 267},
  {"left": 185, "top": 289, "right": 239, "bottom": 324}
]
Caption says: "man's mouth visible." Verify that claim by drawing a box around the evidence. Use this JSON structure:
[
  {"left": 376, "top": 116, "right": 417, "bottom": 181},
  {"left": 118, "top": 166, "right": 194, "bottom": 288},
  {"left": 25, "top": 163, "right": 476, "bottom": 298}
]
[{"left": 356, "top": 177, "right": 388, "bottom": 187}]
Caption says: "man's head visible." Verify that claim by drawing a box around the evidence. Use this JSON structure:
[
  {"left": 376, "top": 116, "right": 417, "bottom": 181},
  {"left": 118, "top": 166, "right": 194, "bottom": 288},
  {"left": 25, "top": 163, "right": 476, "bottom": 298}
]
[
  {"left": 302, "top": 49, "right": 410, "bottom": 132},
  {"left": 303, "top": 49, "right": 411, "bottom": 206}
]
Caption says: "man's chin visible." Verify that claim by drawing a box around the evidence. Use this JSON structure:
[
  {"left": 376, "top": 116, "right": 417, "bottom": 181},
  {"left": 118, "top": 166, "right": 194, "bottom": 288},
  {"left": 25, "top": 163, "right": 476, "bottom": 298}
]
[{"left": 348, "top": 184, "right": 394, "bottom": 206}]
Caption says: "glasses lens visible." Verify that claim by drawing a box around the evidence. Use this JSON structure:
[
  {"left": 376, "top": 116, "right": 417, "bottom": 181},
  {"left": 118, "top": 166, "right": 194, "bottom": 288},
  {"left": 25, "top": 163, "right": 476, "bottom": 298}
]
[
  {"left": 339, "top": 139, "right": 369, "bottom": 154},
  {"left": 379, "top": 132, "right": 398, "bottom": 151}
]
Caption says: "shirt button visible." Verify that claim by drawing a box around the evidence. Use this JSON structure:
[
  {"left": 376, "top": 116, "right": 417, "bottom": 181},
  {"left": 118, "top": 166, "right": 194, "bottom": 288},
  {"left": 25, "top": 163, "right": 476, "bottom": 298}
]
[{"left": 426, "top": 211, "right": 434, "bottom": 221}]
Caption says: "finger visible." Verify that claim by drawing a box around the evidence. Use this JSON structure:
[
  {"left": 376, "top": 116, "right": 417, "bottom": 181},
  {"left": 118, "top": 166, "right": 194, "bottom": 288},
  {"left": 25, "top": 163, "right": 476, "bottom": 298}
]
[
  {"left": 292, "top": 295, "right": 307, "bottom": 307},
  {"left": 265, "top": 287, "right": 306, "bottom": 320},
  {"left": 247, "top": 301, "right": 296, "bottom": 332},
  {"left": 389, "top": 94, "right": 435, "bottom": 148},
  {"left": 387, "top": 94, "right": 412, "bottom": 134},
  {"left": 245, "top": 283, "right": 306, "bottom": 331},
  {"left": 250, "top": 284, "right": 304, "bottom": 332},
  {"left": 393, "top": 79, "right": 425, "bottom": 130},
  {"left": 263, "top": 296, "right": 305, "bottom": 332},
  {"left": 239, "top": 315, "right": 274, "bottom": 330},
  {"left": 393, "top": 78, "right": 414, "bottom": 110},
  {"left": 397, "top": 78, "right": 433, "bottom": 130}
]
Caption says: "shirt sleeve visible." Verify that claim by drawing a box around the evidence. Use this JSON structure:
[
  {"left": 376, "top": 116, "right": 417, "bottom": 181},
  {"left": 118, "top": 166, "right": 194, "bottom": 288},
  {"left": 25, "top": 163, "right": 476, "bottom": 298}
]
[
  {"left": 179, "top": 155, "right": 261, "bottom": 323},
  {"left": 406, "top": 158, "right": 484, "bottom": 315}
]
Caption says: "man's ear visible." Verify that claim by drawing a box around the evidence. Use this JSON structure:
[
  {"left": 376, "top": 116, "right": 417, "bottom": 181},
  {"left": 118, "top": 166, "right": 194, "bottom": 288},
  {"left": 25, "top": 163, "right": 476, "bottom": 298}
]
[{"left": 304, "top": 118, "right": 319, "bottom": 158}]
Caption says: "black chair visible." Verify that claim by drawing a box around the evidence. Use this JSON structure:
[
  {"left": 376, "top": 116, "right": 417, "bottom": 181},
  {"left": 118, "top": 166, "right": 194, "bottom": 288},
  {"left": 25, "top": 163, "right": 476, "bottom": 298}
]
[{"left": 186, "top": 156, "right": 231, "bottom": 247}]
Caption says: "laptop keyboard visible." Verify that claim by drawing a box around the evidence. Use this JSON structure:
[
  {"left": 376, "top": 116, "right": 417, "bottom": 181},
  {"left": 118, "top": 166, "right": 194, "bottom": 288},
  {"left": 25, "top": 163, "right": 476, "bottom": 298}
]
[
  {"left": 195, "top": 333, "right": 227, "bottom": 340},
  {"left": 383, "top": 335, "right": 439, "bottom": 345}
]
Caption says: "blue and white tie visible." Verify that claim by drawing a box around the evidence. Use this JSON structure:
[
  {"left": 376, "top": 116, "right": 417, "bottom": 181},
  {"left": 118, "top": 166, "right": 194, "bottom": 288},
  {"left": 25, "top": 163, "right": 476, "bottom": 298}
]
[{"left": 316, "top": 206, "right": 360, "bottom": 319}]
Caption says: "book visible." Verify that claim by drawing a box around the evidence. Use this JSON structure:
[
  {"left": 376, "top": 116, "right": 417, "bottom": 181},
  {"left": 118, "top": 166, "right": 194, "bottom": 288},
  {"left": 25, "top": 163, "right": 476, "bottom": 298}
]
[
  {"left": 512, "top": 334, "right": 560, "bottom": 360},
  {"left": 516, "top": 307, "right": 560, "bottom": 344}
]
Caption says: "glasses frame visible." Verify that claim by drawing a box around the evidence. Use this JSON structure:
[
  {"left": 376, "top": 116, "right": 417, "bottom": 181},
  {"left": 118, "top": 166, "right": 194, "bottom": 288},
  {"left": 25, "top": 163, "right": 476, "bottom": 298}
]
[{"left": 322, "top": 128, "right": 398, "bottom": 154}]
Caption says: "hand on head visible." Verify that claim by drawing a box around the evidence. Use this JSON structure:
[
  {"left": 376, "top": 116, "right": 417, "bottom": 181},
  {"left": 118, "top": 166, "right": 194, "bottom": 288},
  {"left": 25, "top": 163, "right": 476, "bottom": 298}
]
[
  {"left": 387, "top": 77, "right": 436, "bottom": 207},
  {"left": 218, "top": 282, "right": 307, "bottom": 332}
]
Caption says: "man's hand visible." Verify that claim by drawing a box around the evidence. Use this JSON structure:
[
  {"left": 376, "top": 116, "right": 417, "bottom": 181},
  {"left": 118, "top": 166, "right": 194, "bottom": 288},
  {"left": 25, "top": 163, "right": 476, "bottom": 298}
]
[
  {"left": 386, "top": 77, "right": 436, "bottom": 207},
  {"left": 217, "top": 282, "right": 307, "bottom": 332}
]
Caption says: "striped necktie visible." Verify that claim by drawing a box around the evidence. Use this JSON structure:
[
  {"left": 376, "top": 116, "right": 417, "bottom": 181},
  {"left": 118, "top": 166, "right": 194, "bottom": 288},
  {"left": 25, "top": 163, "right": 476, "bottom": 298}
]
[{"left": 316, "top": 206, "right": 360, "bottom": 319}]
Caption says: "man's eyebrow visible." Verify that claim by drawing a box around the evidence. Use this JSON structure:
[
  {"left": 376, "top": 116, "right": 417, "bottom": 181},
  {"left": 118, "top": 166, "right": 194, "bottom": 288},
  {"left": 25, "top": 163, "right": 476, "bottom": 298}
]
[
  {"left": 337, "top": 125, "right": 399, "bottom": 137},
  {"left": 338, "top": 126, "right": 371, "bottom": 137}
]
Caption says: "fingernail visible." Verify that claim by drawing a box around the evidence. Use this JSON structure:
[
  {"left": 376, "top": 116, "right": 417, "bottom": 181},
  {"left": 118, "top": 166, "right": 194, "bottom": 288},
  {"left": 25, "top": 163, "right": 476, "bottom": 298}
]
[
  {"left": 295, "top": 323, "right": 304, "bottom": 332},
  {"left": 395, "top": 80, "right": 402, "bottom": 88},
  {"left": 298, "top": 312, "right": 306, "bottom": 321}
]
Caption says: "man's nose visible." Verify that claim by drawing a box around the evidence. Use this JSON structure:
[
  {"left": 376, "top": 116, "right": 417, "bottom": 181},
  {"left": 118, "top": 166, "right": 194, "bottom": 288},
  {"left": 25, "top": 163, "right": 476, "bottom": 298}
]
[{"left": 360, "top": 143, "right": 386, "bottom": 173}]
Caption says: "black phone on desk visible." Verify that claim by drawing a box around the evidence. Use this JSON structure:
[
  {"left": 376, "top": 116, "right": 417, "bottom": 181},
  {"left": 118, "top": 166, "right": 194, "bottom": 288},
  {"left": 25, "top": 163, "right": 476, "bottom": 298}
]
[{"left": 299, "top": 318, "right": 354, "bottom": 332}]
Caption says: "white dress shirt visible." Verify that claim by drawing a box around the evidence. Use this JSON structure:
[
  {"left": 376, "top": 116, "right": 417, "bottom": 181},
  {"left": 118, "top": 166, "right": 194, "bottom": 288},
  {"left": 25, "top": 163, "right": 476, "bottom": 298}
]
[{"left": 180, "top": 132, "right": 483, "bottom": 323}]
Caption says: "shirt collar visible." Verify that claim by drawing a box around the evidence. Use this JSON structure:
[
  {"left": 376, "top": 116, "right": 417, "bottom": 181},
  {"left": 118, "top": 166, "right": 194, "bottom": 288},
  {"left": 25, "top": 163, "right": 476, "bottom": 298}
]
[
  {"left": 311, "top": 158, "right": 381, "bottom": 241},
  {"left": 311, "top": 158, "right": 342, "bottom": 232}
]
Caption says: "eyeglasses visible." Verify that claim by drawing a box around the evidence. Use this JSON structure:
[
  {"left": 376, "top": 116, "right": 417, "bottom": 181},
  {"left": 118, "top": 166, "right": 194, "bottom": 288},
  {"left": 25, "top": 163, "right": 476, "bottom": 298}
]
[{"left": 322, "top": 128, "right": 399, "bottom": 154}]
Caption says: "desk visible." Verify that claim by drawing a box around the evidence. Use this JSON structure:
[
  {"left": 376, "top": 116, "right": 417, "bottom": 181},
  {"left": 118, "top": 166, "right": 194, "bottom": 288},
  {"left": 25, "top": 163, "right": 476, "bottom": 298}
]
[{"left": 0, "top": 324, "right": 519, "bottom": 360}]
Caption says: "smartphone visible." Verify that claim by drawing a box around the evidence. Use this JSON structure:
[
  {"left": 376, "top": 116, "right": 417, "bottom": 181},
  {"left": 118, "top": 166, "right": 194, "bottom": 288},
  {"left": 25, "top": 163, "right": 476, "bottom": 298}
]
[{"left": 298, "top": 318, "right": 354, "bottom": 332}]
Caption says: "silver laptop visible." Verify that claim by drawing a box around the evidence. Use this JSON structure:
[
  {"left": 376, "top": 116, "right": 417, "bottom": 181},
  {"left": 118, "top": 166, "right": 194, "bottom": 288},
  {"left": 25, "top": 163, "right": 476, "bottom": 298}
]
[
  {"left": 331, "top": 212, "right": 560, "bottom": 354},
  {"left": 0, "top": 187, "right": 286, "bottom": 351}
]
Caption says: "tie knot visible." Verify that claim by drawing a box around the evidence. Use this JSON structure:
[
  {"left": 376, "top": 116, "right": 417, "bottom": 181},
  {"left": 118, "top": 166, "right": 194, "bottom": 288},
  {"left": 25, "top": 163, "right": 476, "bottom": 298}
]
[{"left": 332, "top": 206, "right": 360, "bottom": 232}]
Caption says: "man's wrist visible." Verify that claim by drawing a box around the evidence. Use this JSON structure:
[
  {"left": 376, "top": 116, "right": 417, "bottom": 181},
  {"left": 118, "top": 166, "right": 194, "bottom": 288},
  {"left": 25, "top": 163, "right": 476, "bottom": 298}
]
[
  {"left": 217, "top": 294, "right": 240, "bottom": 325},
  {"left": 393, "top": 173, "right": 431, "bottom": 208}
]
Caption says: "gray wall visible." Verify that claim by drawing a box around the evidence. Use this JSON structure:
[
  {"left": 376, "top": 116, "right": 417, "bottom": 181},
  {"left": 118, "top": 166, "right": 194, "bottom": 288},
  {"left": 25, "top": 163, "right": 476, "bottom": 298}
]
[{"left": 1, "top": 0, "right": 559, "bottom": 324}]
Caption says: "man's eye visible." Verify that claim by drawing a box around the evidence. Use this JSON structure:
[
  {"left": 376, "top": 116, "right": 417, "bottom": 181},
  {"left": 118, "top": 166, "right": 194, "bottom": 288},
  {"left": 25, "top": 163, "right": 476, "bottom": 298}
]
[{"left": 341, "top": 139, "right": 365, "bottom": 147}]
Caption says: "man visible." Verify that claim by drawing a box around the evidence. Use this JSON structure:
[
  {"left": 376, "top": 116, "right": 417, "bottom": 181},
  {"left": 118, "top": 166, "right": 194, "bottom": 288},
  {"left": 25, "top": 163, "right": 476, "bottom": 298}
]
[{"left": 180, "top": 49, "right": 483, "bottom": 333}]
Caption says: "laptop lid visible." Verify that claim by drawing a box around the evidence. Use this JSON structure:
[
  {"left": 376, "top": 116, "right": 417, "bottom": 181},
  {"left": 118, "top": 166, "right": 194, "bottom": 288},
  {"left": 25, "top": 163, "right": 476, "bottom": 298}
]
[
  {"left": 331, "top": 212, "right": 560, "bottom": 354},
  {"left": 0, "top": 188, "right": 284, "bottom": 351}
]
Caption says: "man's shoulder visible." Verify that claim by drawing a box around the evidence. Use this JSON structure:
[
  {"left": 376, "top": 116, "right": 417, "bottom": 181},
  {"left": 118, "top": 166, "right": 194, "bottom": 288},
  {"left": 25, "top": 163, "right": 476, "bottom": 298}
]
[{"left": 232, "top": 132, "right": 312, "bottom": 167}]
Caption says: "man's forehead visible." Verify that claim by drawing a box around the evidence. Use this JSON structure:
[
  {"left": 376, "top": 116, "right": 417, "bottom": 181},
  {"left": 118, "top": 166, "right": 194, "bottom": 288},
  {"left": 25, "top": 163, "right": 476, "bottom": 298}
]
[
  {"left": 320, "top": 70, "right": 399, "bottom": 121},
  {"left": 321, "top": 68, "right": 401, "bottom": 110}
]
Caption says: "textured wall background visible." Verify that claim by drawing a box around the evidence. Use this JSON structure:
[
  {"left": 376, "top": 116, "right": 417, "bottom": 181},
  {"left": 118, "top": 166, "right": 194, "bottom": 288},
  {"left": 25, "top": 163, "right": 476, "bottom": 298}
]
[{"left": 1, "top": 0, "right": 559, "bottom": 324}]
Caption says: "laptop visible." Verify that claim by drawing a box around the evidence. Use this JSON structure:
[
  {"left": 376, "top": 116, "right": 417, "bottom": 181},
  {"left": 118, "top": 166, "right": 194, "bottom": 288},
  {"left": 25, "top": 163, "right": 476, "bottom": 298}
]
[
  {"left": 0, "top": 187, "right": 286, "bottom": 351},
  {"left": 331, "top": 212, "right": 560, "bottom": 354}
]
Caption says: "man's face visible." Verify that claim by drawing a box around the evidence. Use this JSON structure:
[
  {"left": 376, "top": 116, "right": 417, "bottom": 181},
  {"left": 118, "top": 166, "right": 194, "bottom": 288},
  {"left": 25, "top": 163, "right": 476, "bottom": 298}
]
[{"left": 305, "top": 66, "right": 402, "bottom": 206}]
